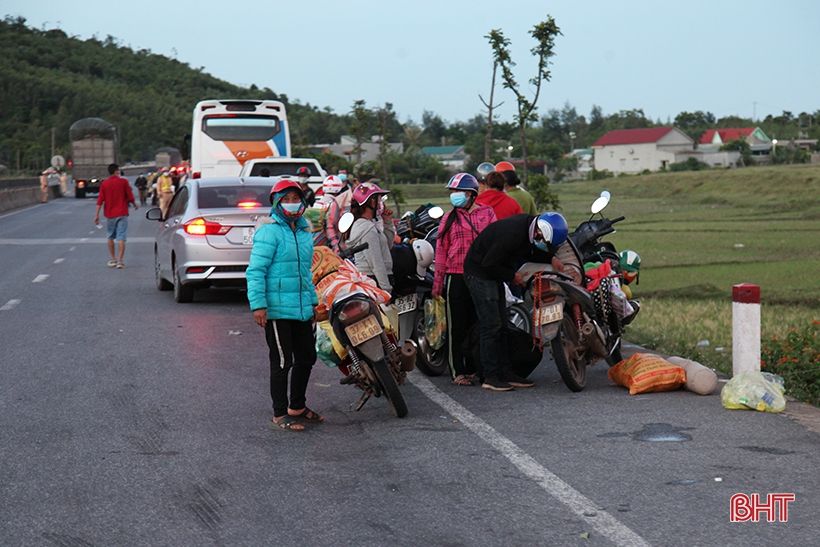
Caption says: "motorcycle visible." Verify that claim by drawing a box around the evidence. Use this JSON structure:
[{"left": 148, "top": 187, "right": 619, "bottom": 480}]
[
  {"left": 324, "top": 214, "right": 415, "bottom": 418},
  {"left": 519, "top": 191, "right": 638, "bottom": 392}
]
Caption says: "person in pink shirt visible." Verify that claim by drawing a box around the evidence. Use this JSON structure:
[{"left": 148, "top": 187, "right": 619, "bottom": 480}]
[
  {"left": 94, "top": 163, "right": 137, "bottom": 269},
  {"left": 432, "top": 173, "right": 496, "bottom": 385}
]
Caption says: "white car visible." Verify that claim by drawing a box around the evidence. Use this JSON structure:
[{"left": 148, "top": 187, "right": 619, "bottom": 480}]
[{"left": 145, "top": 177, "right": 273, "bottom": 303}]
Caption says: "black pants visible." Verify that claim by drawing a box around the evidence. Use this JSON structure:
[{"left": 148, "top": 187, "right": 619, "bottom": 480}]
[
  {"left": 265, "top": 319, "right": 317, "bottom": 417},
  {"left": 445, "top": 274, "right": 476, "bottom": 378},
  {"left": 464, "top": 274, "right": 508, "bottom": 380}
]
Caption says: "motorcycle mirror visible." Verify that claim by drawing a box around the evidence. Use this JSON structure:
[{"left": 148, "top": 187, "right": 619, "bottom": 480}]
[
  {"left": 339, "top": 212, "right": 355, "bottom": 234},
  {"left": 590, "top": 191, "right": 611, "bottom": 215},
  {"left": 428, "top": 206, "right": 444, "bottom": 220}
]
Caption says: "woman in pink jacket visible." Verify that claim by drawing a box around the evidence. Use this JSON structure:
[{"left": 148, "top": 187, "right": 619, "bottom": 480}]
[{"left": 432, "top": 173, "right": 497, "bottom": 385}]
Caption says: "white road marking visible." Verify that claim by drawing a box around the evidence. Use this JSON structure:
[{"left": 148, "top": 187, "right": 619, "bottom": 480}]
[
  {"left": 0, "top": 204, "right": 41, "bottom": 220},
  {"left": 0, "top": 299, "right": 21, "bottom": 311},
  {"left": 0, "top": 238, "right": 153, "bottom": 245},
  {"left": 32, "top": 274, "right": 50, "bottom": 283},
  {"left": 69, "top": 247, "right": 76, "bottom": 251},
  {"left": 88, "top": 231, "right": 95, "bottom": 235},
  {"left": 409, "top": 374, "right": 650, "bottom": 547},
  {"left": 54, "top": 258, "right": 65, "bottom": 264}
]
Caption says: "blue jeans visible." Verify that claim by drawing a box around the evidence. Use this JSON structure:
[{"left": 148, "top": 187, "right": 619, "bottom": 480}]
[
  {"left": 464, "top": 274, "right": 508, "bottom": 380},
  {"left": 106, "top": 216, "right": 128, "bottom": 241}
]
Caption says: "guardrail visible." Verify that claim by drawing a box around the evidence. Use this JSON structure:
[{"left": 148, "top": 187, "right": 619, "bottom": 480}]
[{"left": 0, "top": 177, "right": 42, "bottom": 214}]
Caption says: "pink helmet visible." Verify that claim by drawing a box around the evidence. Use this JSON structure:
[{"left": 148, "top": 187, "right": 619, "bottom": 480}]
[{"left": 351, "top": 182, "right": 389, "bottom": 206}]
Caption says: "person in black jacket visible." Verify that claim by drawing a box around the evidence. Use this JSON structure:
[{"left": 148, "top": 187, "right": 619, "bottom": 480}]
[{"left": 463, "top": 212, "right": 569, "bottom": 391}]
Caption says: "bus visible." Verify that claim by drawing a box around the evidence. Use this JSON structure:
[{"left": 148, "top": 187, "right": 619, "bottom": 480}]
[{"left": 190, "top": 99, "right": 291, "bottom": 179}]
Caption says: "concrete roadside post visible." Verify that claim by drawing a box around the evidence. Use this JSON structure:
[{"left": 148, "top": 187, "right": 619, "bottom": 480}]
[{"left": 732, "top": 283, "right": 761, "bottom": 375}]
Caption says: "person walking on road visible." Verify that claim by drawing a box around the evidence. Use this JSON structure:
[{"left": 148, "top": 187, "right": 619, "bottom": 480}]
[
  {"left": 156, "top": 170, "right": 175, "bottom": 215},
  {"left": 432, "top": 173, "right": 496, "bottom": 386},
  {"left": 134, "top": 173, "right": 149, "bottom": 206},
  {"left": 94, "top": 163, "right": 137, "bottom": 269},
  {"left": 463, "top": 212, "right": 568, "bottom": 391},
  {"left": 247, "top": 178, "right": 322, "bottom": 432}
]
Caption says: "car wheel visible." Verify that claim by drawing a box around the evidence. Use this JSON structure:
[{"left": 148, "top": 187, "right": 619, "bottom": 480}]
[{"left": 173, "top": 260, "right": 194, "bottom": 303}]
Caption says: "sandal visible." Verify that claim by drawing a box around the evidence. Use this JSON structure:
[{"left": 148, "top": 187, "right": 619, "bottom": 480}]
[
  {"left": 290, "top": 407, "right": 324, "bottom": 423},
  {"left": 271, "top": 415, "right": 305, "bottom": 432},
  {"left": 452, "top": 375, "right": 474, "bottom": 386}
]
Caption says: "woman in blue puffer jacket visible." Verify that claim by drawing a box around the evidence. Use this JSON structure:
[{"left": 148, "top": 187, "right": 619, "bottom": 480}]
[{"left": 247, "top": 179, "right": 321, "bottom": 432}]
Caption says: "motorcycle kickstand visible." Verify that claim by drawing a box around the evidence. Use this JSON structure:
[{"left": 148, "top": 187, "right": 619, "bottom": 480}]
[{"left": 352, "top": 391, "right": 371, "bottom": 412}]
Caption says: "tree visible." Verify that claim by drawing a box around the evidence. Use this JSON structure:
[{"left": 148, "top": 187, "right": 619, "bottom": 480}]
[
  {"left": 349, "top": 99, "right": 369, "bottom": 164},
  {"left": 487, "top": 16, "right": 562, "bottom": 184},
  {"left": 480, "top": 32, "right": 507, "bottom": 161},
  {"left": 375, "top": 102, "right": 394, "bottom": 183}
]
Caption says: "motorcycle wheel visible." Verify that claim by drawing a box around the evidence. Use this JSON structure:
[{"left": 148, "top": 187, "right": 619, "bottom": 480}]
[
  {"left": 551, "top": 315, "right": 588, "bottom": 392},
  {"left": 414, "top": 308, "right": 448, "bottom": 377},
  {"left": 508, "top": 303, "right": 532, "bottom": 333},
  {"left": 372, "top": 359, "right": 408, "bottom": 418}
]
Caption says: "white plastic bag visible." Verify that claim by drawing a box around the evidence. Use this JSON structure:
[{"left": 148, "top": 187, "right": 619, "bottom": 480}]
[{"left": 721, "top": 371, "right": 786, "bottom": 413}]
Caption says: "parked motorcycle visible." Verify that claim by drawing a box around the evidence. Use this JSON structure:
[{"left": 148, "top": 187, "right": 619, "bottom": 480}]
[
  {"left": 327, "top": 214, "right": 415, "bottom": 417},
  {"left": 520, "top": 191, "right": 637, "bottom": 392}
]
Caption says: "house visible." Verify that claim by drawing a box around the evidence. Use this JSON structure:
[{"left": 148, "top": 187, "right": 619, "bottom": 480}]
[
  {"left": 592, "top": 127, "right": 694, "bottom": 173},
  {"left": 307, "top": 135, "right": 403, "bottom": 164},
  {"left": 421, "top": 145, "right": 468, "bottom": 171},
  {"left": 698, "top": 127, "right": 770, "bottom": 148}
]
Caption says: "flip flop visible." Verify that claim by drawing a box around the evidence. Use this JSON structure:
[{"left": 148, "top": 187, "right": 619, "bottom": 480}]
[
  {"left": 290, "top": 407, "right": 324, "bottom": 423},
  {"left": 271, "top": 415, "right": 305, "bottom": 432}
]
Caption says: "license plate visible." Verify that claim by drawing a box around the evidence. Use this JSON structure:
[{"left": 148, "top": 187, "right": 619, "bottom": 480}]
[
  {"left": 243, "top": 227, "right": 255, "bottom": 245},
  {"left": 394, "top": 293, "right": 417, "bottom": 314},
  {"left": 345, "top": 315, "right": 383, "bottom": 345},
  {"left": 537, "top": 303, "right": 563, "bottom": 325}
]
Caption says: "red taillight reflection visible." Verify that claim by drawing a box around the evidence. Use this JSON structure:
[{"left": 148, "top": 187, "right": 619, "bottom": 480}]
[
  {"left": 192, "top": 172, "right": 201, "bottom": 179},
  {"left": 183, "top": 217, "right": 230, "bottom": 236},
  {"left": 237, "top": 200, "right": 262, "bottom": 209},
  {"left": 339, "top": 300, "right": 371, "bottom": 324},
  {"left": 187, "top": 266, "right": 207, "bottom": 274}
]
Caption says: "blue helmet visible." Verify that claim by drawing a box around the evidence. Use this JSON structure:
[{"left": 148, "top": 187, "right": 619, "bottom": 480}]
[
  {"left": 445, "top": 172, "right": 480, "bottom": 194},
  {"left": 531, "top": 212, "right": 569, "bottom": 249}
]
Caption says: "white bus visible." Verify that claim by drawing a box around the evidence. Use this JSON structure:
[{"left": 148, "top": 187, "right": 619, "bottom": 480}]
[{"left": 190, "top": 99, "right": 291, "bottom": 179}]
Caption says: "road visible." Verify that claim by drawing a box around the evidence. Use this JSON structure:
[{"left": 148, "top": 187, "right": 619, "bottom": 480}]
[{"left": 1, "top": 196, "right": 818, "bottom": 546}]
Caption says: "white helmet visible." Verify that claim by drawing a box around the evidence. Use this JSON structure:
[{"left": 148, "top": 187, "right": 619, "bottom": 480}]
[
  {"left": 322, "top": 175, "right": 345, "bottom": 195},
  {"left": 411, "top": 239, "right": 435, "bottom": 278}
]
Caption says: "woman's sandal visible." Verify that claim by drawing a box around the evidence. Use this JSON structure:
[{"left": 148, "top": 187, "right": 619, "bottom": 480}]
[
  {"left": 271, "top": 415, "right": 305, "bottom": 432},
  {"left": 452, "top": 375, "right": 474, "bottom": 386},
  {"left": 290, "top": 407, "right": 325, "bottom": 423}
]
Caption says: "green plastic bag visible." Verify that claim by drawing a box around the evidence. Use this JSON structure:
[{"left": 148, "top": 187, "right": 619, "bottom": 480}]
[
  {"left": 316, "top": 325, "right": 340, "bottom": 367},
  {"left": 424, "top": 296, "right": 446, "bottom": 351},
  {"left": 721, "top": 371, "right": 786, "bottom": 413}
]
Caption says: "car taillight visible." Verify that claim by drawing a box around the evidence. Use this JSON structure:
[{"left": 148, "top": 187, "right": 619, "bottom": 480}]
[
  {"left": 186, "top": 266, "right": 207, "bottom": 274},
  {"left": 183, "top": 217, "right": 230, "bottom": 236},
  {"left": 192, "top": 172, "right": 201, "bottom": 179},
  {"left": 237, "top": 200, "right": 262, "bottom": 209},
  {"left": 339, "top": 300, "right": 370, "bottom": 324}
]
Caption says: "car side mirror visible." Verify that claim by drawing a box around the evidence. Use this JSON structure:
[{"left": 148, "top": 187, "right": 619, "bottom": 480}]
[{"left": 146, "top": 207, "right": 163, "bottom": 221}]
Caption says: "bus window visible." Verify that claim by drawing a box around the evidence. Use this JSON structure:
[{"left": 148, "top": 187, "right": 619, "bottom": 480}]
[{"left": 202, "top": 116, "right": 281, "bottom": 142}]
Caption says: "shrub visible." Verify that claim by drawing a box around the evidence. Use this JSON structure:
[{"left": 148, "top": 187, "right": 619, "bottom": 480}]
[
  {"left": 669, "top": 157, "right": 710, "bottom": 172},
  {"left": 761, "top": 322, "right": 819, "bottom": 406}
]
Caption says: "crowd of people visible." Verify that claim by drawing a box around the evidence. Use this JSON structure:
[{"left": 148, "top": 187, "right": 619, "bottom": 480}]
[{"left": 246, "top": 161, "right": 572, "bottom": 430}]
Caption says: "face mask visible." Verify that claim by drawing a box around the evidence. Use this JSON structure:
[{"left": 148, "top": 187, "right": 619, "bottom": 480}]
[
  {"left": 281, "top": 202, "right": 303, "bottom": 216},
  {"left": 339, "top": 174, "right": 348, "bottom": 182},
  {"left": 450, "top": 192, "right": 469, "bottom": 208},
  {"left": 534, "top": 240, "right": 550, "bottom": 252}
]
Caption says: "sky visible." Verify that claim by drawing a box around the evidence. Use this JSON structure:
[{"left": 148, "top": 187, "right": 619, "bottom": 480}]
[{"left": 4, "top": 0, "right": 819, "bottom": 126}]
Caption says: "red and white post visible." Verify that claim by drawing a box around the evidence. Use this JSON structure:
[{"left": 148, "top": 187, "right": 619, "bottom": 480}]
[{"left": 732, "top": 283, "right": 761, "bottom": 375}]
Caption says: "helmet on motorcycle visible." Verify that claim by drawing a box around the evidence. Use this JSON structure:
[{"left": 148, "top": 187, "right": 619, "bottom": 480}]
[
  {"left": 322, "top": 175, "right": 345, "bottom": 195},
  {"left": 619, "top": 249, "right": 641, "bottom": 285},
  {"left": 530, "top": 212, "right": 569, "bottom": 251},
  {"left": 494, "top": 161, "right": 515, "bottom": 172},
  {"left": 445, "top": 172, "right": 480, "bottom": 194},
  {"left": 476, "top": 162, "right": 495, "bottom": 181},
  {"left": 351, "top": 182, "right": 390, "bottom": 207},
  {"left": 411, "top": 239, "right": 435, "bottom": 278}
]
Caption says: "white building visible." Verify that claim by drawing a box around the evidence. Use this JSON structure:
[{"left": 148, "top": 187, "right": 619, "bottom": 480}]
[{"left": 592, "top": 127, "right": 694, "bottom": 173}]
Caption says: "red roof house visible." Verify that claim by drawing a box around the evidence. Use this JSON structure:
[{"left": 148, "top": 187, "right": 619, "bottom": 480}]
[
  {"left": 699, "top": 127, "right": 770, "bottom": 146},
  {"left": 592, "top": 127, "right": 694, "bottom": 173}
]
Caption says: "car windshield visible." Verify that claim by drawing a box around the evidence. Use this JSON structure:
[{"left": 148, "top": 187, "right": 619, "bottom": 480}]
[
  {"left": 202, "top": 116, "right": 280, "bottom": 141},
  {"left": 198, "top": 185, "right": 271, "bottom": 209},
  {"left": 249, "top": 162, "right": 320, "bottom": 177}
]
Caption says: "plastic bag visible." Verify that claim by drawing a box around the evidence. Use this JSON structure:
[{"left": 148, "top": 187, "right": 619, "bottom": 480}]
[
  {"left": 721, "top": 371, "right": 786, "bottom": 413},
  {"left": 315, "top": 320, "right": 346, "bottom": 366},
  {"left": 424, "top": 296, "right": 446, "bottom": 351}
]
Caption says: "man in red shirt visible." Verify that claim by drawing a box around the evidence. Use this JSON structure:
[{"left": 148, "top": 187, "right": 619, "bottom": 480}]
[{"left": 94, "top": 163, "right": 137, "bottom": 269}]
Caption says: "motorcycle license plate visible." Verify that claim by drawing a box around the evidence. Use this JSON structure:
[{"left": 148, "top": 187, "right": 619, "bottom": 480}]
[
  {"left": 345, "top": 315, "right": 383, "bottom": 345},
  {"left": 537, "top": 303, "right": 563, "bottom": 325},
  {"left": 243, "top": 227, "right": 255, "bottom": 245},
  {"left": 394, "top": 293, "right": 417, "bottom": 314}
]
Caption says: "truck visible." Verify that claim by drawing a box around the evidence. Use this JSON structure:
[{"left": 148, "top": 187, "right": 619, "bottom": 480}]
[{"left": 69, "top": 118, "right": 118, "bottom": 198}]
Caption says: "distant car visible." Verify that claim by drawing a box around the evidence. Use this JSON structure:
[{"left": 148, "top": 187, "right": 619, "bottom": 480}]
[{"left": 146, "top": 177, "right": 273, "bottom": 303}]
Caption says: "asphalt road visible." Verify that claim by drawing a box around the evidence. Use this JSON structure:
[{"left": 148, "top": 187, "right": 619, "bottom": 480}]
[{"left": 1, "top": 196, "right": 818, "bottom": 546}]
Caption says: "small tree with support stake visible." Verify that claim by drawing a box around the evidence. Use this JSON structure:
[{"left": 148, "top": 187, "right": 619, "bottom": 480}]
[{"left": 487, "top": 16, "right": 561, "bottom": 184}]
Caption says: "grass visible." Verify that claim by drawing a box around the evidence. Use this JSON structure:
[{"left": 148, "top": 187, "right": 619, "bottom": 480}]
[{"left": 387, "top": 165, "right": 820, "bottom": 402}]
